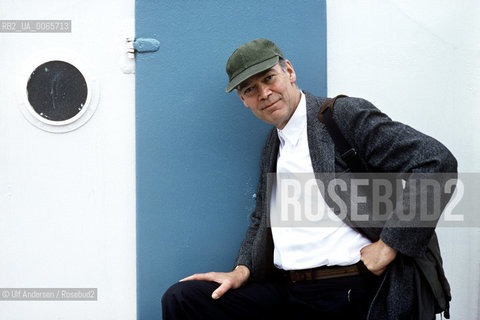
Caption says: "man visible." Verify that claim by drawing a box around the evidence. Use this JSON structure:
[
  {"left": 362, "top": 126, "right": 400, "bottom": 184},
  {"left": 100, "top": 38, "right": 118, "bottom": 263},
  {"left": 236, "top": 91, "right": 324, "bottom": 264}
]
[{"left": 162, "top": 39, "right": 457, "bottom": 319}]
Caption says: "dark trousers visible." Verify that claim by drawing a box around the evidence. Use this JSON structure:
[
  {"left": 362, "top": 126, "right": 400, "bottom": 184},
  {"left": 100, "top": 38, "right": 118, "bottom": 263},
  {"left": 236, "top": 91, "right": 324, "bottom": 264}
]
[{"left": 162, "top": 273, "right": 380, "bottom": 320}]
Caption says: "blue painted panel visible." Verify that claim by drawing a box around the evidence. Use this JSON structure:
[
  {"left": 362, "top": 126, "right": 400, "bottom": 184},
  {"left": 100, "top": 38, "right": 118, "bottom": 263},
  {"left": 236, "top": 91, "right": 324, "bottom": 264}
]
[{"left": 136, "top": 1, "right": 326, "bottom": 318}]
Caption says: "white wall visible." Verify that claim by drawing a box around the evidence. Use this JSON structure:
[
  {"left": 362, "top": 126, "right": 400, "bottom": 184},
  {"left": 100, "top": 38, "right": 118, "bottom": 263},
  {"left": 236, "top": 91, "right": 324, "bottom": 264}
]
[
  {"left": 0, "top": 1, "right": 136, "bottom": 319},
  {"left": 327, "top": 1, "right": 480, "bottom": 318}
]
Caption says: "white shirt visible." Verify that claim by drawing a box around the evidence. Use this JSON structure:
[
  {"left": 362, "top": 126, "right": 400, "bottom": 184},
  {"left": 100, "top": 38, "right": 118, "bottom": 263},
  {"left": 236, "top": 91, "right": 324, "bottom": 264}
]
[{"left": 270, "top": 92, "right": 371, "bottom": 270}]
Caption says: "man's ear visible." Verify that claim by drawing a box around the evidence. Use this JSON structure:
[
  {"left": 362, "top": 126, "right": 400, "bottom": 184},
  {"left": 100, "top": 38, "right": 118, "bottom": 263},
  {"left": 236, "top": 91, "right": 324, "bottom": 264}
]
[
  {"left": 236, "top": 90, "right": 250, "bottom": 108},
  {"left": 285, "top": 60, "right": 296, "bottom": 84}
]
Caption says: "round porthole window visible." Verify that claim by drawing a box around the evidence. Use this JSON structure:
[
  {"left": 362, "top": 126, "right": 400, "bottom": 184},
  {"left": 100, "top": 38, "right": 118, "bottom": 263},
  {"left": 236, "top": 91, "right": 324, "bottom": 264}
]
[
  {"left": 18, "top": 55, "right": 99, "bottom": 133},
  {"left": 27, "top": 61, "right": 88, "bottom": 122}
]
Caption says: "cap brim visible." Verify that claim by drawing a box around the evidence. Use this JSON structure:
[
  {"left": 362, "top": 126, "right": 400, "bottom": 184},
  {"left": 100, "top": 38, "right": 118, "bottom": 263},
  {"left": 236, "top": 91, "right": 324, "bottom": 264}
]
[{"left": 225, "top": 56, "right": 280, "bottom": 93}]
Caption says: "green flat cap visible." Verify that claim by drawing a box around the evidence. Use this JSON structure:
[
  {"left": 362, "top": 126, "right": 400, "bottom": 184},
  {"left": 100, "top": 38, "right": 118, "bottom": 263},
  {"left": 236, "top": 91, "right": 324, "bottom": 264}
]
[{"left": 225, "top": 38, "right": 284, "bottom": 93}]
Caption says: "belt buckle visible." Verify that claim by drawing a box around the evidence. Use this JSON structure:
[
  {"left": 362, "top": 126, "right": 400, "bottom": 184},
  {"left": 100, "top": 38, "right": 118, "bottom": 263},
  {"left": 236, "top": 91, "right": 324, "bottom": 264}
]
[{"left": 290, "top": 270, "right": 310, "bottom": 283}]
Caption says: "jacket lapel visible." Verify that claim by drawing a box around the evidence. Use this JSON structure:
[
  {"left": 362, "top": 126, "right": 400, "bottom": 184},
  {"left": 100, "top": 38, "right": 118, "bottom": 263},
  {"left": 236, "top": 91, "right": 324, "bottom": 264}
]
[{"left": 266, "top": 131, "right": 279, "bottom": 173}]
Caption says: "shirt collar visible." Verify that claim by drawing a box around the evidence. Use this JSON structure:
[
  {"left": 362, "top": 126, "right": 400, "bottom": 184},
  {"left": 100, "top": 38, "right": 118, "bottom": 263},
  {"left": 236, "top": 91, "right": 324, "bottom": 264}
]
[{"left": 277, "top": 91, "right": 306, "bottom": 146}]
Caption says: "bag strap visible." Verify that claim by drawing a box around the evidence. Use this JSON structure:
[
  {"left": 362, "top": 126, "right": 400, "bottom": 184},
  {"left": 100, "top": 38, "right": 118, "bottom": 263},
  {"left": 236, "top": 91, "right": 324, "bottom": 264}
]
[{"left": 318, "top": 95, "right": 366, "bottom": 173}]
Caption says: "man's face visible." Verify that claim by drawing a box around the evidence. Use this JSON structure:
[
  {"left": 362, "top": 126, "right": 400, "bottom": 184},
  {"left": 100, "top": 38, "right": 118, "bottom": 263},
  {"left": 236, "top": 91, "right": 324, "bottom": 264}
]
[{"left": 237, "top": 60, "right": 301, "bottom": 129}]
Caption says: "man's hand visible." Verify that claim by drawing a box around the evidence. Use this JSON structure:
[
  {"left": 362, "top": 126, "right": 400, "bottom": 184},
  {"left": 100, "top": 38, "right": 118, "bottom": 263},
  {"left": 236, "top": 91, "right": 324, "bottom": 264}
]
[
  {"left": 179, "top": 265, "right": 250, "bottom": 300},
  {"left": 360, "top": 239, "right": 397, "bottom": 276}
]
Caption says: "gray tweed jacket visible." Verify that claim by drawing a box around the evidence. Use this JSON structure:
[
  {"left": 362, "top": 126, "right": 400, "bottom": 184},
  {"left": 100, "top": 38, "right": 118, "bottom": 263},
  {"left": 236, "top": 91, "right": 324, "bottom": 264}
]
[{"left": 234, "top": 91, "right": 457, "bottom": 319}]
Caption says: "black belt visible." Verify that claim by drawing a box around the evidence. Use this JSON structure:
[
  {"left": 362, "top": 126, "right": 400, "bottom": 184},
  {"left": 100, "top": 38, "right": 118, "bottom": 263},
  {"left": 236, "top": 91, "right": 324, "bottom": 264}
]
[{"left": 285, "top": 262, "right": 369, "bottom": 283}]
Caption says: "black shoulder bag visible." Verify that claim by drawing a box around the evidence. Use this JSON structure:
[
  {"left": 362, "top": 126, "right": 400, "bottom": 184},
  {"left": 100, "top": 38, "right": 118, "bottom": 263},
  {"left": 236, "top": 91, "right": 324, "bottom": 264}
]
[{"left": 318, "top": 95, "right": 365, "bottom": 173}]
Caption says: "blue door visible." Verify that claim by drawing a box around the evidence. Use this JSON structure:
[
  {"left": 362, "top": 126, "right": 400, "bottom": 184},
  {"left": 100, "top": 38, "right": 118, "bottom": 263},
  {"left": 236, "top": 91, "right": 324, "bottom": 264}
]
[{"left": 135, "top": 1, "right": 327, "bottom": 318}]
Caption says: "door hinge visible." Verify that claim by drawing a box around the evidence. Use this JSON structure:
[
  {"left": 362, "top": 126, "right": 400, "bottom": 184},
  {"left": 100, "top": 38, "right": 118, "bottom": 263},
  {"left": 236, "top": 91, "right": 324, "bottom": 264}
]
[{"left": 126, "top": 38, "right": 160, "bottom": 58}]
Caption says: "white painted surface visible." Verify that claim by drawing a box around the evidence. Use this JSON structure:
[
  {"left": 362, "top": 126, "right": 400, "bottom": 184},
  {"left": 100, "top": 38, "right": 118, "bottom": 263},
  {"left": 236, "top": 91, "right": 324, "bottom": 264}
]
[
  {"left": 327, "top": 1, "right": 480, "bottom": 318},
  {"left": 0, "top": 1, "right": 136, "bottom": 319}
]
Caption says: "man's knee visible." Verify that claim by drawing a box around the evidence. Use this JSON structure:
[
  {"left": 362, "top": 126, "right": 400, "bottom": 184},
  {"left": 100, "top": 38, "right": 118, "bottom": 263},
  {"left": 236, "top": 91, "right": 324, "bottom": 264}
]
[
  {"left": 162, "top": 282, "right": 182, "bottom": 307},
  {"left": 162, "top": 280, "right": 216, "bottom": 307},
  {"left": 162, "top": 281, "right": 219, "bottom": 319}
]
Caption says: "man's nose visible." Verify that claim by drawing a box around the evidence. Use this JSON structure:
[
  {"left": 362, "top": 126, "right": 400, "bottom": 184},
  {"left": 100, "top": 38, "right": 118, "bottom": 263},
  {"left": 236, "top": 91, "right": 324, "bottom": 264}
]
[{"left": 258, "top": 83, "right": 271, "bottom": 100}]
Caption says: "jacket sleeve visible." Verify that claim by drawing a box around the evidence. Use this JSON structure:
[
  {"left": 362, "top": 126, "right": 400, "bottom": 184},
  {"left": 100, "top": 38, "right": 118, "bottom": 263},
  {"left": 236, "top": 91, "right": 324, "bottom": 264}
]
[{"left": 332, "top": 97, "right": 458, "bottom": 257}]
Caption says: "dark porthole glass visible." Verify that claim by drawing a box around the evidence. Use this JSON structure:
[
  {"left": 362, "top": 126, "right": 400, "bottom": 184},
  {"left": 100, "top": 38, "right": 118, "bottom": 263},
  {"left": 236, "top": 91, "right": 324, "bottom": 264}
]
[{"left": 26, "top": 61, "right": 88, "bottom": 122}]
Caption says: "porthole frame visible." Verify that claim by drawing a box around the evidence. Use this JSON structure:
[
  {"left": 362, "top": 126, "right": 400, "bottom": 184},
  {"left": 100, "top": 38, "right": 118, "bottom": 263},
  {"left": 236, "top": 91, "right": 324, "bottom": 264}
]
[{"left": 18, "top": 51, "right": 100, "bottom": 133}]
